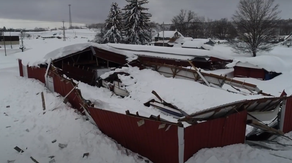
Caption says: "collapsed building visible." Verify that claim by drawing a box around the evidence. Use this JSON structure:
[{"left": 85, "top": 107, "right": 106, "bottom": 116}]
[{"left": 18, "top": 43, "right": 292, "bottom": 163}]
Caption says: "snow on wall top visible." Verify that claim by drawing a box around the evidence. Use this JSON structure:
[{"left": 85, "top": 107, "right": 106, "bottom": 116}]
[
  {"left": 227, "top": 55, "right": 291, "bottom": 73},
  {"left": 2, "top": 32, "right": 20, "bottom": 36},
  {"left": 107, "top": 43, "right": 228, "bottom": 60},
  {"left": 17, "top": 41, "right": 137, "bottom": 66},
  {"left": 17, "top": 40, "right": 233, "bottom": 67},
  {"left": 16, "top": 39, "right": 85, "bottom": 66}
]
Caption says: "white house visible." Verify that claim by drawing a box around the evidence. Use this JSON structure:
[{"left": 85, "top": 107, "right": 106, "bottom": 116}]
[{"left": 153, "top": 30, "right": 184, "bottom": 47}]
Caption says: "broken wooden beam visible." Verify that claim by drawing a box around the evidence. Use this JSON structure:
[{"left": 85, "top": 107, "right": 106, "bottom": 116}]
[
  {"left": 14, "top": 146, "right": 24, "bottom": 153},
  {"left": 41, "top": 92, "right": 46, "bottom": 114},
  {"left": 247, "top": 119, "right": 284, "bottom": 136},
  {"left": 30, "top": 156, "right": 39, "bottom": 163}
]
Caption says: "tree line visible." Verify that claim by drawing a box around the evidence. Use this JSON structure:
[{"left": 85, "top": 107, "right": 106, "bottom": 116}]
[
  {"left": 170, "top": 10, "right": 238, "bottom": 40},
  {"left": 95, "top": 0, "right": 289, "bottom": 57}
]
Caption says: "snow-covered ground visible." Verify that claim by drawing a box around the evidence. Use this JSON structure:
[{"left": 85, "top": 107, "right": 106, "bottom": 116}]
[
  {"left": 1, "top": 29, "right": 292, "bottom": 163},
  {"left": 0, "top": 30, "right": 146, "bottom": 163},
  {"left": 0, "top": 66, "right": 146, "bottom": 163}
]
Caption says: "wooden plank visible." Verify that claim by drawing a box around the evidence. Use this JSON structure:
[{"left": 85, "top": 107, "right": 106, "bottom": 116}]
[
  {"left": 247, "top": 119, "right": 284, "bottom": 135},
  {"left": 41, "top": 92, "right": 46, "bottom": 114}
]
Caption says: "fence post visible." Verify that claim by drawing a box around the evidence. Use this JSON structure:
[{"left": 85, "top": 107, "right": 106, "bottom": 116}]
[{"left": 178, "top": 126, "right": 184, "bottom": 163}]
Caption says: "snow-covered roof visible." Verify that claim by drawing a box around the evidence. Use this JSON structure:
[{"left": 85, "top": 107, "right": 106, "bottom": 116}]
[
  {"left": 227, "top": 55, "right": 291, "bottom": 73},
  {"left": 2, "top": 32, "right": 20, "bottom": 36},
  {"left": 80, "top": 66, "right": 261, "bottom": 123},
  {"left": 213, "top": 39, "right": 228, "bottom": 43},
  {"left": 182, "top": 39, "right": 213, "bottom": 50},
  {"left": 16, "top": 41, "right": 137, "bottom": 66},
  {"left": 42, "top": 43, "right": 94, "bottom": 62},
  {"left": 184, "top": 37, "right": 193, "bottom": 41},
  {"left": 107, "top": 43, "right": 228, "bottom": 60},
  {"left": 154, "top": 31, "right": 184, "bottom": 38}
]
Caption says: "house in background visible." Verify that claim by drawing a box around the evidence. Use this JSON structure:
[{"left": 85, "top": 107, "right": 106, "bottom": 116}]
[
  {"left": 153, "top": 30, "right": 184, "bottom": 47},
  {"left": 182, "top": 39, "right": 215, "bottom": 50},
  {"left": 0, "top": 32, "right": 20, "bottom": 45}
]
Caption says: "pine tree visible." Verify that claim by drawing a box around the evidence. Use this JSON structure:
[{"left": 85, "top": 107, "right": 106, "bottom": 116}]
[
  {"left": 103, "top": 2, "right": 123, "bottom": 43},
  {"left": 94, "top": 27, "right": 106, "bottom": 43},
  {"left": 123, "top": 0, "right": 152, "bottom": 45}
]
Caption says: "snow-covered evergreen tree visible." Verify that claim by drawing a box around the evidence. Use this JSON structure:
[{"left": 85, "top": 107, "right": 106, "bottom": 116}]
[
  {"left": 94, "top": 27, "right": 106, "bottom": 43},
  {"left": 103, "top": 2, "right": 123, "bottom": 43},
  {"left": 123, "top": 0, "right": 152, "bottom": 44}
]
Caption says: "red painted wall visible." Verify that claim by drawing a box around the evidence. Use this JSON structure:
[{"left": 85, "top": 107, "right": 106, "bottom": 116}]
[
  {"left": 18, "top": 59, "right": 24, "bottom": 77},
  {"left": 21, "top": 66, "right": 252, "bottom": 163},
  {"left": 62, "top": 64, "right": 96, "bottom": 85},
  {"left": 283, "top": 96, "right": 292, "bottom": 133},
  {"left": 50, "top": 72, "right": 84, "bottom": 112},
  {"left": 27, "top": 66, "right": 46, "bottom": 84},
  {"left": 88, "top": 107, "right": 179, "bottom": 163},
  {"left": 234, "top": 66, "right": 265, "bottom": 79},
  {"left": 184, "top": 110, "right": 247, "bottom": 162}
]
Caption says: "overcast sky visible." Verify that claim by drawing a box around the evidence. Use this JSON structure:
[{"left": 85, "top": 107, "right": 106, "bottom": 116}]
[{"left": 0, "top": 0, "right": 291, "bottom": 29}]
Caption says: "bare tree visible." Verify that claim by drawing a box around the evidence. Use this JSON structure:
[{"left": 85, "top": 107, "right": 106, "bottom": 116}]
[
  {"left": 211, "top": 18, "right": 237, "bottom": 40},
  {"left": 278, "top": 19, "right": 292, "bottom": 35},
  {"left": 200, "top": 17, "right": 213, "bottom": 38},
  {"left": 171, "top": 10, "right": 202, "bottom": 37},
  {"left": 171, "top": 10, "right": 187, "bottom": 35},
  {"left": 232, "top": 0, "right": 280, "bottom": 57}
]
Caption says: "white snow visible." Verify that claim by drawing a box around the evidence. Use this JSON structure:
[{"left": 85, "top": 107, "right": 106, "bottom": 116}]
[
  {"left": 182, "top": 39, "right": 213, "bottom": 50},
  {"left": 0, "top": 67, "right": 146, "bottom": 163},
  {"left": 186, "top": 141, "right": 292, "bottom": 163},
  {"left": 0, "top": 30, "right": 147, "bottom": 163},
  {"left": 15, "top": 39, "right": 89, "bottom": 66},
  {"left": 2, "top": 29, "right": 292, "bottom": 163},
  {"left": 153, "top": 31, "right": 184, "bottom": 38},
  {"left": 85, "top": 66, "right": 261, "bottom": 121},
  {"left": 107, "top": 43, "right": 229, "bottom": 60},
  {"left": 16, "top": 41, "right": 137, "bottom": 67},
  {"left": 227, "top": 55, "right": 291, "bottom": 73},
  {"left": 2, "top": 32, "right": 20, "bottom": 36}
]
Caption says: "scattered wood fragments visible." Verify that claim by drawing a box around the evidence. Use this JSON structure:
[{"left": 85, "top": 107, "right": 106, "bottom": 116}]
[
  {"left": 41, "top": 92, "right": 46, "bottom": 114},
  {"left": 30, "top": 156, "right": 39, "bottom": 163},
  {"left": 48, "top": 156, "right": 55, "bottom": 159},
  {"left": 58, "top": 143, "right": 68, "bottom": 149},
  {"left": 51, "top": 139, "right": 57, "bottom": 143},
  {"left": 13, "top": 146, "right": 24, "bottom": 153},
  {"left": 83, "top": 152, "right": 89, "bottom": 158}
]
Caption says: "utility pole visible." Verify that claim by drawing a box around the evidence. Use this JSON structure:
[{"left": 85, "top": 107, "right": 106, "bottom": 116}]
[
  {"left": 20, "top": 30, "right": 24, "bottom": 52},
  {"left": 3, "top": 26, "right": 7, "bottom": 56},
  {"left": 68, "top": 4, "right": 72, "bottom": 29},
  {"left": 62, "top": 21, "right": 66, "bottom": 41},
  {"left": 10, "top": 29, "right": 12, "bottom": 49},
  {"left": 162, "top": 22, "right": 165, "bottom": 47}
]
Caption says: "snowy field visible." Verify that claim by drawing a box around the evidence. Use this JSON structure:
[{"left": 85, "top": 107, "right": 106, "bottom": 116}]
[{"left": 1, "top": 29, "right": 292, "bottom": 163}]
